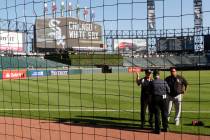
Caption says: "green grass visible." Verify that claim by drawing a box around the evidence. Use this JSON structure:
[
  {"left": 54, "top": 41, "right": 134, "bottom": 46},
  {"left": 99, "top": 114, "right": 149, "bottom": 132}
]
[{"left": 0, "top": 71, "right": 210, "bottom": 135}]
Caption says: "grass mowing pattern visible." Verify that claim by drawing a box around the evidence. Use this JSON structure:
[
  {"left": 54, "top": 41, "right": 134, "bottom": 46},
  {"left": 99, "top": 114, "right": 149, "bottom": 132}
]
[{"left": 0, "top": 71, "right": 210, "bottom": 135}]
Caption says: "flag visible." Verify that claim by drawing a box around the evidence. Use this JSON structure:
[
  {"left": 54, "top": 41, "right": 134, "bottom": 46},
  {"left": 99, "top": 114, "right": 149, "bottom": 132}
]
[
  {"left": 61, "top": 0, "right": 65, "bottom": 11},
  {"left": 68, "top": 2, "right": 73, "bottom": 11},
  {"left": 52, "top": 1, "right": 57, "bottom": 12},
  {"left": 76, "top": 4, "right": 80, "bottom": 18},
  {"left": 52, "top": 0, "right": 56, "bottom": 18},
  {"left": 83, "top": 7, "right": 88, "bottom": 20},
  {"left": 83, "top": 7, "right": 88, "bottom": 15},
  {"left": 44, "top": 2, "right": 48, "bottom": 14},
  {"left": 91, "top": 10, "right": 95, "bottom": 22},
  {"left": 60, "top": 0, "right": 65, "bottom": 17},
  {"left": 68, "top": 2, "right": 73, "bottom": 16},
  {"left": 33, "top": 9, "right": 37, "bottom": 16}
]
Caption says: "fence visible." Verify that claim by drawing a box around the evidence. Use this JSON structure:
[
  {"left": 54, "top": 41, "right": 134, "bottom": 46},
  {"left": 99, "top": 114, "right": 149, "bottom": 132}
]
[{"left": 0, "top": 0, "right": 210, "bottom": 140}]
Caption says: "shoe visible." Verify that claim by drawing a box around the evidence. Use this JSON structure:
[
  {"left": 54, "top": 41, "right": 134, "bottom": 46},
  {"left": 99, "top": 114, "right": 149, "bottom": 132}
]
[
  {"left": 175, "top": 120, "right": 180, "bottom": 126},
  {"left": 141, "top": 124, "right": 144, "bottom": 129},
  {"left": 153, "top": 130, "right": 160, "bottom": 134},
  {"left": 162, "top": 128, "right": 168, "bottom": 132}
]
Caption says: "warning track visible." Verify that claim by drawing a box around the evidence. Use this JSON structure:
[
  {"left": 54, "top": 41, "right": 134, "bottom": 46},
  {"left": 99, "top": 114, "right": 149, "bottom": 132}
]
[{"left": 0, "top": 117, "right": 209, "bottom": 140}]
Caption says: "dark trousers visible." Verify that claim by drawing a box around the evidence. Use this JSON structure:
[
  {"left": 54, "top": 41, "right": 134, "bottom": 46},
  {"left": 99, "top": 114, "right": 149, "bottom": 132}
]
[
  {"left": 152, "top": 95, "right": 168, "bottom": 132},
  {"left": 141, "top": 94, "right": 153, "bottom": 127}
]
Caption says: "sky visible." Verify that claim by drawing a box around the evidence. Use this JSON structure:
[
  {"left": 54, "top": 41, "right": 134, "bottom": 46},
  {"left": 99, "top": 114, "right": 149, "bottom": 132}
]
[
  {"left": 0, "top": 0, "right": 209, "bottom": 31},
  {"left": 0, "top": 0, "right": 209, "bottom": 52}
]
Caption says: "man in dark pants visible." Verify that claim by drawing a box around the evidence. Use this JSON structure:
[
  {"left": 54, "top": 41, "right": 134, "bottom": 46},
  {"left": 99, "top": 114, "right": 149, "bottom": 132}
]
[
  {"left": 136, "top": 69, "right": 153, "bottom": 128},
  {"left": 150, "top": 70, "right": 170, "bottom": 134}
]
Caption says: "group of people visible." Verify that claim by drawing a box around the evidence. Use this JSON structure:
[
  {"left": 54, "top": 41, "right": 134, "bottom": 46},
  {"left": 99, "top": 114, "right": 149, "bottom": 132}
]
[{"left": 136, "top": 67, "right": 188, "bottom": 134}]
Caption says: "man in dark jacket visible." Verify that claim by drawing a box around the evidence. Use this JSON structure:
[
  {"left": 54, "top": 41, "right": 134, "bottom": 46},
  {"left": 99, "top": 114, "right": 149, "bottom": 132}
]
[
  {"left": 165, "top": 67, "right": 188, "bottom": 126},
  {"left": 150, "top": 70, "right": 170, "bottom": 134},
  {"left": 136, "top": 69, "right": 153, "bottom": 128}
]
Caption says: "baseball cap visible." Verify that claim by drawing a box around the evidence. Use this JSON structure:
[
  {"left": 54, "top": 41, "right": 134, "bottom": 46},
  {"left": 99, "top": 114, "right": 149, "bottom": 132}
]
[
  {"left": 170, "top": 67, "right": 176, "bottom": 72},
  {"left": 145, "top": 69, "right": 152, "bottom": 74}
]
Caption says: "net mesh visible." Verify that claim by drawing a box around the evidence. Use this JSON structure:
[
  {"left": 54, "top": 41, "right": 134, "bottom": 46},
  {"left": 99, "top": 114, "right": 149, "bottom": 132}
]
[{"left": 0, "top": 0, "right": 210, "bottom": 139}]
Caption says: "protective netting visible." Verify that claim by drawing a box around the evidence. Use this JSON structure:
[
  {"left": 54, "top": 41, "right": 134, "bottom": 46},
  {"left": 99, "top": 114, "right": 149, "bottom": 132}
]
[{"left": 0, "top": 0, "right": 210, "bottom": 140}]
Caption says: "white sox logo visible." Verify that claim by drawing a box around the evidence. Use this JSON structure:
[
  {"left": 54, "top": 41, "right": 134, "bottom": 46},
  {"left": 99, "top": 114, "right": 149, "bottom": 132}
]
[{"left": 48, "top": 19, "right": 66, "bottom": 48}]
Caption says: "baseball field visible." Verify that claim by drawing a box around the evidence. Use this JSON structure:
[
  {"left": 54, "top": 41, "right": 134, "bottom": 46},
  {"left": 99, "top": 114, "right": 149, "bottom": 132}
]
[{"left": 0, "top": 70, "right": 209, "bottom": 136}]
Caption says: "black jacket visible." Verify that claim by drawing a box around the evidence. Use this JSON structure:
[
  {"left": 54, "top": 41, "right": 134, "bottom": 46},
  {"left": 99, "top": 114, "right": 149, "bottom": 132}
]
[
  {"left": 165, "top": 75, "right": 188, "bottom": 97},
  {"left": 137, "top": 77, "right": 152, "bottom": 95},
  {"left": 150, "top": 78, "right": 170, "bottom": 96}
]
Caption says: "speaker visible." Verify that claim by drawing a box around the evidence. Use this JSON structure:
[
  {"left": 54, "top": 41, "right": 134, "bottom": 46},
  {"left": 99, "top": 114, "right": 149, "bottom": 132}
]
[{"left": 204, "top": 35, "right": 210, "bottom": 52}]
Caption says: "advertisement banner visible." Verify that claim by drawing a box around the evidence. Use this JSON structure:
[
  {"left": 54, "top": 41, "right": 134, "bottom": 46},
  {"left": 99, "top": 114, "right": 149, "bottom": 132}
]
[
  {"left": 147, "top": 0, "right": 156, "bottom": 30},
  {"left": 69, "top": 69, "right": 81, "bottom": 75},
  {"left": 2, "top": 69, "right": 27, "bottom": 80},
  {"left": 0, "top": 31, "right": 24, "bottom": 52},
  {"left": 157, "top": 37, "right": 194, "bottom": 52},
  {"left": 194, "top": 0, "right": 202, "bottom": 28},
  {"left": 128, "top": 67, "right": 141, "bottom": 73},
  {"left": 114, "top": 39, "right": 147, "bottom": 53},
  {"left": 35, "top": 17, "right": 102, "bottom": 50},
  {"left": 204, "top": 35, "right": 210, "bottom": 51},
  {"left": 50, "top": 70, "right": 68, "bottom": 76},
  {"left": 29, "top": 70, "right": 46, "bottom": 77}
]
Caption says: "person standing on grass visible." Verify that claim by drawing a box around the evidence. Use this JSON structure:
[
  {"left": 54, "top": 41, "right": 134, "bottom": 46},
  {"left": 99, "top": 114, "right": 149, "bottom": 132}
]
[
  {"left": 165, "top": 67, "right": 188, "bottom": 126},
  {"left": 136, "top": 69, "right": 153, "bottom": 129},
  {"left": 150, "top": 70, "right": 170, "bottom": 134}
]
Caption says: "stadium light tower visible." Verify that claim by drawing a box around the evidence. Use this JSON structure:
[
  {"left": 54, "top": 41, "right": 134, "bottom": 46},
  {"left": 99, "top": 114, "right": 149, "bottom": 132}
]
[
  {"left": 147, "top": 0, "right": 156, "bottom": 55},
  {"left": 194, "top": 0, "right": 203, "bottom": 52}
]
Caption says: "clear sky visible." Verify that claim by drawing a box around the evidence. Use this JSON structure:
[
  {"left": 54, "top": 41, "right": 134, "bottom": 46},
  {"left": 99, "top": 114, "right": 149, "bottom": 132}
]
[
  {"left": 0, "top": 0, "right": 209, "bottom": 52},
  {"left": 0, "top": 0, "right": 209, "bottom": 31}
]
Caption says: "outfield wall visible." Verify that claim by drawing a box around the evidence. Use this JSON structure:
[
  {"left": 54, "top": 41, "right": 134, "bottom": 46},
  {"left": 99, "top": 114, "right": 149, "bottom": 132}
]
[
  {"left": 0, "top": 67, "right": 129, "bottom": 79},
  {"left": 5, "top": 65, "right": 208, "bottom": 80}
]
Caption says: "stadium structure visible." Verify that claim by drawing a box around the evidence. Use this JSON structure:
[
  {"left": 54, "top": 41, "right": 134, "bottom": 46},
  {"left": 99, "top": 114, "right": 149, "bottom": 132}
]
[
  {"left": 0, "top": 0, "right": 210, "bottom": 139},
  {"left": 0, "top": 0, "right": 209, "bottom": 72},
  {"left": 34, "top": 16, "right": 104, "bottom": 53}
]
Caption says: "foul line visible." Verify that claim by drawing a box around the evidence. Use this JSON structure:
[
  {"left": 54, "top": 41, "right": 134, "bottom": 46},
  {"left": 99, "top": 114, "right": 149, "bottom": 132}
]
[{"left": 0, "top": 109, "right": 209, "bottom": 113}]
